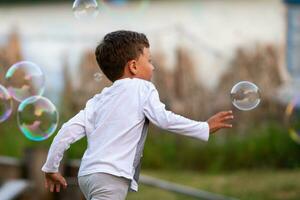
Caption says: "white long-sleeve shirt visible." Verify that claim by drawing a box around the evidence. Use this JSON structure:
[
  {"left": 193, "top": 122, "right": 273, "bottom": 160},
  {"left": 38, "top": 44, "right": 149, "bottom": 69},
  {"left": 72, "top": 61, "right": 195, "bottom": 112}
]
[{"left": 42, "top": 78, "right": 209, "bottom": 191}]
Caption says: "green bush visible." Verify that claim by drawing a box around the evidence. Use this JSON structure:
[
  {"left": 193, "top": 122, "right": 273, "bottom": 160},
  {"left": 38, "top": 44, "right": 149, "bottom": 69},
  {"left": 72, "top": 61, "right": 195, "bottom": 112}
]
[
  {"left": 142, "top": 121, "right": 300, "bottom": 172},
  {"left": 1, "top": 118, "right": 300, "bottom": 172}
]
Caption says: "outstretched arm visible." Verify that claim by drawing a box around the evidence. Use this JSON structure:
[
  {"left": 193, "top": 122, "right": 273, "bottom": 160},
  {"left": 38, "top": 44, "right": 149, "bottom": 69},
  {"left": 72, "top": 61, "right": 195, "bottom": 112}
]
[
  {"left": 42, "top": 110, "right": 86, "bottom": 192},
  {"left": 142, "top": 82, "right": 233, "bottom": 140}
]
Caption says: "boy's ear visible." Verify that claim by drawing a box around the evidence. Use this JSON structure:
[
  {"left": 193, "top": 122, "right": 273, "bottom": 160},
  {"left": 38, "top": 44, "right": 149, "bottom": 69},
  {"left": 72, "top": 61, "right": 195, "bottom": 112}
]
[{"left": 127, "top": 60, "right": 138, "bottom": 75}]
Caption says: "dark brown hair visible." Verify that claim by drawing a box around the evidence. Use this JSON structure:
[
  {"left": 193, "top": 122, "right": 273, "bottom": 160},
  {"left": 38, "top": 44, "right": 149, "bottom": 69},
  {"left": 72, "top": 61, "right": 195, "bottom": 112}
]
[{"left": 95, "top": 30, "right": 149, "bottom": 82}]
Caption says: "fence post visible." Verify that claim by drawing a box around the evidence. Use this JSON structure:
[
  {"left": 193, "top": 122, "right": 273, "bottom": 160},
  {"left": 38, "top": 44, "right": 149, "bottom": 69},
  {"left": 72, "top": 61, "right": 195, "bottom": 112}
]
[{"left": 0, "top": 156, "right": 22, "bottom": 180}]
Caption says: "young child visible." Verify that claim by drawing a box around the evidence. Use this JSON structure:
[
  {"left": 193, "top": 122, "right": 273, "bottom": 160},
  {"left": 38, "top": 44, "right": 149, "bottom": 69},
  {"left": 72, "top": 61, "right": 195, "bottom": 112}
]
[{"left": 42, "top": 30, "right": 233, "bottom": 200}]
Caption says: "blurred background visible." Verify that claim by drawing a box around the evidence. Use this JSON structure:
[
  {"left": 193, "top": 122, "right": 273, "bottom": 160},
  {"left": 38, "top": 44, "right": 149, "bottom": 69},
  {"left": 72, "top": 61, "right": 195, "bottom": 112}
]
[{"left": 0, "top": 0, "right": 300, "bottom": 199}]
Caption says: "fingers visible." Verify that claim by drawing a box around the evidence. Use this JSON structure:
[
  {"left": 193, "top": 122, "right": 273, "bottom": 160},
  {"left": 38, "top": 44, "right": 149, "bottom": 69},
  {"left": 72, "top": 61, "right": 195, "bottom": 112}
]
[
  {"left": 219, "top": 111, "right": 234, "bottom": 122},
  {"left": 56, "top": 184, "right": 61, "bottom": 193},
  {"left": 208, "top": 110, "right": 234, "bottom": 134},
  {"left": 48, "top": 182, "right": 65, "bottom": 193},
  {"left": 218, "top": 110, "right": 232, "bottom": 117},
  {"left": 58, "top": 176, "right": 68, "bottom": 189},
  {"left": 50, "top": 183, "right": 55, "bottom": 193},
  {"left": 220, "top": 110, "right": 233, "bottom": 117},
  {"left": 46, "top": 175, "right": 67, "bottom": 193},
  {"left": 45, "top": 180, "right": 48, "bottom": 189},
  {"left": 224, "top": 115, "right": 234, "bottom": 121},
  {"left": 220, "top": 123, "right": 233, "bottom": 128}
]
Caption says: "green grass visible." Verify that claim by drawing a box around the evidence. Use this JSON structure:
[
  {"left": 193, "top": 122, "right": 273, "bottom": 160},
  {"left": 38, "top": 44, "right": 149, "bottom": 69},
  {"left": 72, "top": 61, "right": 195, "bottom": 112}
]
[
  {"left": 1, "top": 117, "right": 300, "bottom": 200},
  {"left": 127, "top": 169, "right": 300, "bottom": 200}
]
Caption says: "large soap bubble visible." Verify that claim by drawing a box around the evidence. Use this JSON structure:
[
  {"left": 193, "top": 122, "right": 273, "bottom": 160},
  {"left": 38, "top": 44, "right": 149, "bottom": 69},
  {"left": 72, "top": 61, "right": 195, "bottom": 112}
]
[
  {"left": 230, "top": 81, "right": 261, "bottom": 111},
  {"left": 5, "top": 61, "right": 45, "bottom": 102},
  {"left": 73, "top": 0, "right": 99, "bottom": 20},
  {"left": 17, "top": 96, "right": 59, "bottom": 141}
]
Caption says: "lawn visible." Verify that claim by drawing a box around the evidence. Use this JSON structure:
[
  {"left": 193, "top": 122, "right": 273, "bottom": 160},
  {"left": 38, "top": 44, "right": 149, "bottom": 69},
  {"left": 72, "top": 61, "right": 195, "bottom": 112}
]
[{"left": 127, "top": 169, "right": 300, "bottom": 200}]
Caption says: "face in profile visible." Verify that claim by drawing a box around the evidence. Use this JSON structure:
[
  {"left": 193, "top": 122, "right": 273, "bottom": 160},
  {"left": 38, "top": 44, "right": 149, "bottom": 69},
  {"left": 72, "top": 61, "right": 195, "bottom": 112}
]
[{"left": 135, "top": 48, "right": 154, "bottom": 81}]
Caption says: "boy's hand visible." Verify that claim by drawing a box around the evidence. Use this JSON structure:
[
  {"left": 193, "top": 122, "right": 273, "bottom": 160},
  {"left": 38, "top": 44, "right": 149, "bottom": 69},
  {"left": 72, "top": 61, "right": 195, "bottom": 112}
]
[
  {"left": 44, "top": 172, "right": 67, "bottom": 192},
  {"left": 207, "top": 110, "right": 234, "bottom": 134}
]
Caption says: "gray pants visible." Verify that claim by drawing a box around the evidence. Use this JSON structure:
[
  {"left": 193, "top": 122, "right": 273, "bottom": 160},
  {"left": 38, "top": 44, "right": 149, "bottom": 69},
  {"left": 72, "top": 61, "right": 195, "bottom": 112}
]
[{"left": 78, "top": 173, "right": 130, "bottom": 200}]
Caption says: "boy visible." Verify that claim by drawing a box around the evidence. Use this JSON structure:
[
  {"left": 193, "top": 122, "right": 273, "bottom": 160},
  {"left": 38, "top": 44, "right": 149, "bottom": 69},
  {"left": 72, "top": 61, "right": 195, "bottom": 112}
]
[{"left": 42, "top": 30, "right": 233, "bottom": 200}]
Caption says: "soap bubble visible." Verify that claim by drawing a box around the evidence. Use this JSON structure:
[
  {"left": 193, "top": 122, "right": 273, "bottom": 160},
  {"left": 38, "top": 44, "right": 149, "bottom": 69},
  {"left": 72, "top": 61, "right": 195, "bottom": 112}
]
[
  {"left": 100, "top": 0, "right": 149, "bottom": 16},
  {"left": 285, "top": 96, "right": 300, "bottom": 144},
  {"left": 5, "top": 61, "right": 45, "bottom": 102},
  {"left": 73, "top": 0, "right": 99, "bottom": 20},
  {"left": 0, "top": 85, "right": 13, "bottom": 123},
  {"left": 93, "top": 72, "right": 103, "bottom": 82},
  {"left": 230, "top": 81, "right": 261, "bottom": 111},
  {"left": 17, "top": 96, "right": 59, "bottom": 141}
]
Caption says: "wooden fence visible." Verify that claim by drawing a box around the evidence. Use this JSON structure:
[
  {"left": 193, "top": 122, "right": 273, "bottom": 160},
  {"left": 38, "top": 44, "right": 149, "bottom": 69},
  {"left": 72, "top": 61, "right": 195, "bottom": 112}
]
[{"left": 0, "top": 148, "right": 238, "bottom": 200}]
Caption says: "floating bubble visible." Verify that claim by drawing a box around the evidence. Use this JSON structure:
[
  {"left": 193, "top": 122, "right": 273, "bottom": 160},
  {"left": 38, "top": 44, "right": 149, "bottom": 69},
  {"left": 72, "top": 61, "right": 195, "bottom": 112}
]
[
  {"left": 5, "top": 61, "right": 45, "bottom": 102},
  {"left": 230, "top": 81, "right": 261, "bottom": 111},
  {"left": 285, "top": 96, "right": 300, "bottom": 144},
  {"left": 93, "top": 72, "right": 103, "bottom": 82},
  {"left": 73, "top": 0, "right": 99, "bottom": 20},
  {"left": 100, "top": 0, "right": 149, "bottom": 16},
  {"left": 17, "top": 96, "right": 59, "bottom": 141},
  {"left": 101, "top": 0, "right": 129, "bottom": 8},
  {"left": 0, "top": 85, "right": 13, "bottom": 123}
]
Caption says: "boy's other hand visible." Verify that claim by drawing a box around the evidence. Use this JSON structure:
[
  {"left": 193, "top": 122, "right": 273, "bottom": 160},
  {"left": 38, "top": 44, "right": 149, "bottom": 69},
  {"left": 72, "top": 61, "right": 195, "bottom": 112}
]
[
  {"left": 44, "top": 172, "right": 68, "bottom": 192},
  {"left": 207, "top": 110, "right": 234, "bottom": 134}
]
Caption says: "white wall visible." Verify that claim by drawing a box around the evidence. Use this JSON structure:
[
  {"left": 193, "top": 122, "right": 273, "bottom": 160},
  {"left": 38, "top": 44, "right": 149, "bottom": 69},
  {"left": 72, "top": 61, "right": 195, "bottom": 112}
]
[{"left": 0, "top": 0, "right": 286, "bottom": 100}]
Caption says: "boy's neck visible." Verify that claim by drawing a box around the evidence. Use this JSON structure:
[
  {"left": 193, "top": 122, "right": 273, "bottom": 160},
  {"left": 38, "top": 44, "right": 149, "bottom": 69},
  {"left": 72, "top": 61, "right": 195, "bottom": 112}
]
[
  {"left": 116, "top": 67, "right": 137, "bottom": 81},
  {"left": 116, "top": 74, "right": 134, "bottom": 82}
]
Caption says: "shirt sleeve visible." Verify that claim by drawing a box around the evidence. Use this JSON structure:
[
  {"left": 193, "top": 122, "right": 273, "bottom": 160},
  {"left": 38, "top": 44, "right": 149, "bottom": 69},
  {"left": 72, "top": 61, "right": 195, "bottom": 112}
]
[
  {"left": 41, "top": 110, "right": 86, "bottom": 173},
  {"left": 142, "top": 81, "right": 209, "bottom": 141}
]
